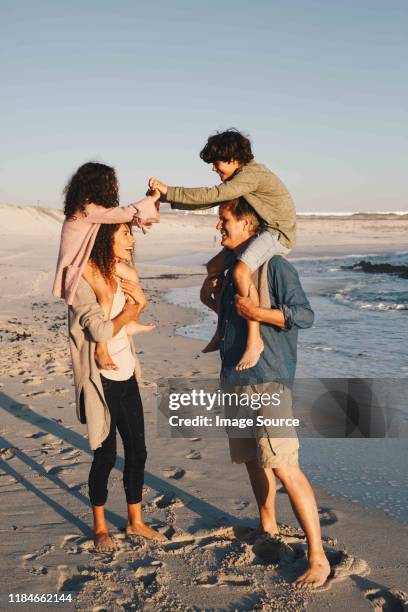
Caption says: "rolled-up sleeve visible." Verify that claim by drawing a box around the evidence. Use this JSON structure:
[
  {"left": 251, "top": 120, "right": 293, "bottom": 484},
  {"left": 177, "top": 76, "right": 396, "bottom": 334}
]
[
  {"left": 80, "top": 307, "right": 114, "bottom": 342},
  {"left": 273, "top": 259, "right": 315, "bottom": 330}
]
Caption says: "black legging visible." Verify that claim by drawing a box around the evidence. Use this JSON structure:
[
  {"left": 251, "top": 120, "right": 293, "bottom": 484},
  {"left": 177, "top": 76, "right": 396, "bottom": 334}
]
[{"left": 88, "top": 374, "right": 147, "bottom": 506}]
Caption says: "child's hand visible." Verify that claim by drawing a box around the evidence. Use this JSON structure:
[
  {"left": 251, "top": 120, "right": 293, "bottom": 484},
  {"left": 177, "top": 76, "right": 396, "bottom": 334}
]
[
  {"left": 149, "top": 177, "right": 168, "bottom": 195},
  {"left": 149, "top": 188, "right": 161, "bottom": 202}
]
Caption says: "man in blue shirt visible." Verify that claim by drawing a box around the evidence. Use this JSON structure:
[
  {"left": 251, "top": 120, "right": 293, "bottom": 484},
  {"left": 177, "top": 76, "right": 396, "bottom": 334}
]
[{"left": 213, "top": 197, "right": 330, "bottom": 589}]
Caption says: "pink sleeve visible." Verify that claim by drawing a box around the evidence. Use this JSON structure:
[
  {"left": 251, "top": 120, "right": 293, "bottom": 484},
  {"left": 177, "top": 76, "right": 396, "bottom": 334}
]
[{"left": 85, "top": 197, "right": 154, "bottom": 224}]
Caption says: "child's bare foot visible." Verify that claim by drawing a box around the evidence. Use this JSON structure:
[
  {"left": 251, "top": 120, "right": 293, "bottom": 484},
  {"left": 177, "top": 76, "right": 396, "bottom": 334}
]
[
  {"left": 93, "top": 532, "right": 117, "bottom": 552},
  {"left": 202, "top": 333, "right": 220, "bottom": 353},
  {"left": 294, "top": 551, "right": 331, "bottom": 589},
  {"left": 126, "top": 522, "right": 167, "bottom": 541},
  {"left": 126, "top": 322, "right": 156, "bottom": 336},
  {"left": 235, "top": 339, "right": 264, "bottom": 371},
  {"left": 95, "top": 343, "right": 118, "bottom": 370}
]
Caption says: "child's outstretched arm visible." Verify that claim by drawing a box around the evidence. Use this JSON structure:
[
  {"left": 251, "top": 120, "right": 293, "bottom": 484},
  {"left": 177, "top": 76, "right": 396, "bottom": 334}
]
[{"left": 149, "top": 174, "right": 257, "bottom": 209}]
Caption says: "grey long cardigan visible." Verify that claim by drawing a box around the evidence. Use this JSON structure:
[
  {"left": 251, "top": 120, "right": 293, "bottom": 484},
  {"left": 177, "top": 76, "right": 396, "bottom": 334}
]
[{"left": 68, "top": 278, "right": 141, "bottom": 450}]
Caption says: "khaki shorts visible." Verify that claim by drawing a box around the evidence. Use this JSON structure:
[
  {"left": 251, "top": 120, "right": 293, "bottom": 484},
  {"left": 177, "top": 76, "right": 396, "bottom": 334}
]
[{"left": 222, "top": 381, "right": 299, "bottom": 469}]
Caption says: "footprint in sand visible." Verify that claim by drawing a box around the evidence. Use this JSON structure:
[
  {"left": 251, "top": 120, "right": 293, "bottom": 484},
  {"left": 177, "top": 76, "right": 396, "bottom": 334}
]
[
  {"left": 162, "top": 466, "right": 186, "bottom": 480},
  {"left": 0, "top": 447, "right": 17, "bottom": 460},
  {"left": 28, "top": 566, "right": 48, "bottom": 575},
  {"left": 365, "top": 588, "right": 408, "bottom": 611},
  {"left": 22, "top": 375, "right": 45, "bottom": 385},
  {"left": 162, "top": 537, "right": 197, "bottom": 553},
  {"left": 21, "top": 390, "right": 50, "bottom": 398},
  {"left": 151, "top": 493, "right": 185, "bottom": 509},
  {"left": 24, "top": 431, "right": 48, "bottom": 440},
  {"left": 22, "top": 544, "right": 55, "bottom": 563},
  {"left": 134, "top": 565, "right": 159, "bottom": 587},
  {"left": 233, "top": 500, "right": 250, "bottom": 511},
  {"left": 218, "top": 572, "right": 252, "bottom": 587},
  {"left": 185, "top": 450, "right": 201, "bottom": 460},
  {"left": 194, "top": 572, "right": 218, "bottom": 587},
  {"left": 318, "top": 506, "right": 338, "bottom": 526},
  {"left": 253, "top": 535, "right": 298, "bottom": 564},
  {"left": 45, "top": 464, "right": 75, "bottom": 476}
]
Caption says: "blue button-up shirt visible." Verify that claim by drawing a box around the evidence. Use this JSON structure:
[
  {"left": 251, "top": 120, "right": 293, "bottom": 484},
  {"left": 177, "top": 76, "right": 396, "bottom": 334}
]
[{"left": 220, "top": 255, "right": 314, "bottom": 388}]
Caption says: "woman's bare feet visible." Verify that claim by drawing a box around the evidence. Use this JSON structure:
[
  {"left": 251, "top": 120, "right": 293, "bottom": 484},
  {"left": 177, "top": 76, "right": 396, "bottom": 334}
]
[
  {"left": 126, "top": 522, "right": 167, "bottom": 541},
  {"left": 236, "top": 339, "right": 264, "bottom": 371},
  {"left": 126, "top": 321, "right": 156, "bottom": 336},
  {"left": 93, "top": 532, "right": 117, "bottom": 552},
  {"left": 202, "top": 333, "right": 220, "bottom": 353},
  {"left": 294, "top": 551, "right": 331, "bottom": 589}
]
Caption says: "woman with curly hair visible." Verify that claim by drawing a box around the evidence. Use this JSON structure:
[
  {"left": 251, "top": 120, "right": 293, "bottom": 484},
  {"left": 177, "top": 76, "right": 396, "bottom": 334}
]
[
  {"left": 69, "top": 221, "right": 166, "bottom": 551},
  {"left": 53, "top": 161, "right": 160, "bottom": 369}
]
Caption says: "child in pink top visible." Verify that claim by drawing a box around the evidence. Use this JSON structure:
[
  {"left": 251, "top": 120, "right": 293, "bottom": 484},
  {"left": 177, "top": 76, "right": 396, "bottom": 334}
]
[{"left": 53, "top": 161, "right": 160, "bottom": 369}]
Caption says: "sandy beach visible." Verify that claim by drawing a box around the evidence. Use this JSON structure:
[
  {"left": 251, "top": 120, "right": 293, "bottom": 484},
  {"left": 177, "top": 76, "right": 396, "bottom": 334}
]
[{"left": 0, "top": 204, "right": 407, "bottom": 611}]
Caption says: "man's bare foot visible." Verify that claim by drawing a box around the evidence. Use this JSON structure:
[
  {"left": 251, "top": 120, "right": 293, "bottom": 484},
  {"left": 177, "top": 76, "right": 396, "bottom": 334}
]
[
  {"left": 235, "top": 340, "right": 264, "bottom": 371},
  {"left": 94, "top": 532, "right": 117, "bottom": 552},
  {"left": 126, "top": 522, "right": 167, "bottom": 541},
  {"left": 95, "top": 344, "right": 118, "bottom": 370},
  {"left": 202, "top": 333, "right": 220, "bottom": 353},
  {"left": 294, "top": 551, "right": 331, "bottom": 589},
  {"left": 126, "top": 321, "right": 156, "bottom": 336}
]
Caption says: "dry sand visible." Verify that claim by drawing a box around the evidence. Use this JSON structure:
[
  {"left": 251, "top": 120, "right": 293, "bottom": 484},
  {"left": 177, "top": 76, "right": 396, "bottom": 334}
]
[{"left": 0, "top": 204, "right": 407, "bottom": 611}]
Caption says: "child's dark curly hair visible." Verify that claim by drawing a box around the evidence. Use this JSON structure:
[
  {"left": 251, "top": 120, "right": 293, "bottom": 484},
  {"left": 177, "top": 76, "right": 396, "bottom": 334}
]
[
  {"left": 89, "top": 222, "right": 133, "bottom": 281},
  {"left": 63, "top": 162, "right": 119, "bottom": 219},
  {"left": 200, "top": 129, "right": 254, "bottom": 165}
]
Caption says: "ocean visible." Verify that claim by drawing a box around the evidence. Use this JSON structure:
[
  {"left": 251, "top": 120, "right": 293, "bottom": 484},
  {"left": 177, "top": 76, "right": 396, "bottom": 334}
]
[{"left": 165, "top": 250, "right": 408, "bottom": 378}]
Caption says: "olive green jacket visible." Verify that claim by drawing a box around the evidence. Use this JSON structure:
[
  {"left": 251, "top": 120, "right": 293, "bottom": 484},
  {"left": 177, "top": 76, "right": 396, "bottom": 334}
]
[{"left": 167, "top": 160, "right": 296, "bottom": 248}]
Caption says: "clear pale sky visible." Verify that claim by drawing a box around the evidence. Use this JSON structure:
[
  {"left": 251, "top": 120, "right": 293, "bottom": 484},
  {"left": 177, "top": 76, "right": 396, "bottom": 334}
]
[{"left": 1, "top": 0, "right": 407, "bottom": 212}]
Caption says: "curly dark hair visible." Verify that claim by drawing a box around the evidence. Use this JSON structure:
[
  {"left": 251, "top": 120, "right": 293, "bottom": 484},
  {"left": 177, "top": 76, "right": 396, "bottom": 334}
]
[
  {"left": 200, "top": 129, "right": 254, "bottom": 164},
  {"left": 89, "top": 222, "right": 133, "bottom": 281},
  {"left": 63, "top": 162, "right": 119, "bottom": 218}
]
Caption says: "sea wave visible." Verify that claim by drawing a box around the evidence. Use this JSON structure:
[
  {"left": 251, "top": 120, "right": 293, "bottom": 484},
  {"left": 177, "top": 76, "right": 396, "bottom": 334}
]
[{"left": 359, "top": 302, "right": 408, "bottom": 312}]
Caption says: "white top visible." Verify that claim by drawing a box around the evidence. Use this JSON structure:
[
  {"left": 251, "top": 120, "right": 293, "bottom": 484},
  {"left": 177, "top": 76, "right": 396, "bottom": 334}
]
[{"left": 99, "top": 283, "right": 136, "bottom": 381}]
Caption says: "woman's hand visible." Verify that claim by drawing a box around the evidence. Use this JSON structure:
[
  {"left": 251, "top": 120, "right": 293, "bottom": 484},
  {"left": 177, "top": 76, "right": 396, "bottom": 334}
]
[{"left": 235, "top": 294, "right": 260, "bottom": 321}]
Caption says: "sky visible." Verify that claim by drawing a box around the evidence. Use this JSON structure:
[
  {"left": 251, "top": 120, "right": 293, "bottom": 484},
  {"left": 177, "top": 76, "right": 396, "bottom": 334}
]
[{"left": 1, "top": 0, "right": 407, "bottom": 212}]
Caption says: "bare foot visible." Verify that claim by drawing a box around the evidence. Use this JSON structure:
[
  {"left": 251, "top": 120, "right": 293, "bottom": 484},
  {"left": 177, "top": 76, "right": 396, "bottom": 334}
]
[
  {"left": 202, "top": 333, "right": 220, "bottom": 353},
  {"left": 95, "top": 344, "right": 118, "bottom": 370},
  {"left": 294, "top": 551, "right": 331, "bottom": 589},
  {"left": 235, "top": 340, "right": 264, "bottom": 371},
  {"left": 126, "top": 522, "right": 167, "bottom": 541},
  {"left": 126, "top": 322, "right": 156, "bottom": 336},
  {"left": 94, "top": 532, "right": 117, "bottom": 552}
]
